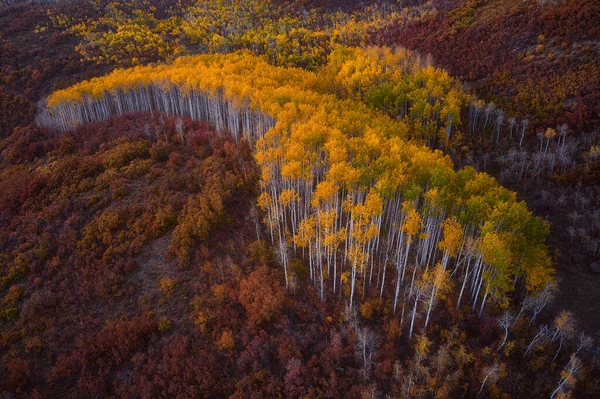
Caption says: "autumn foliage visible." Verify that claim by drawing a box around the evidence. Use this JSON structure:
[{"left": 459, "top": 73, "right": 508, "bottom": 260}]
[
  {"left": 382, "top": 0, "right": 600, "bottom": 133},
  {"left": 39, "top": 48, "right": 553, "bottom": 313},
  {"left": 1, "top": 0, "right": 599, "bottom": 398}
]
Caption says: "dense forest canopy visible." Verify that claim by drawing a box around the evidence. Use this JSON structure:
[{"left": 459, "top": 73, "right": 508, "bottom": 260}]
[
  {"left": 1, "top": 0, "right": 599, "bottom": 398},
  {"left": 40, "top": 47, "right": 554, "bottom": 302}
]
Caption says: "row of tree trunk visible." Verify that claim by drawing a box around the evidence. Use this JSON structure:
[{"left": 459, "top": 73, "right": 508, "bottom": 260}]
[{"left": 37, "top": 84, "right": 525, "bottom": 339}]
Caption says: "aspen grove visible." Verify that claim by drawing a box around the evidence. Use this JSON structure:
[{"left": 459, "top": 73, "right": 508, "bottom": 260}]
[{"left": 37, "top": 47, "right": 553, "bottom": 337}]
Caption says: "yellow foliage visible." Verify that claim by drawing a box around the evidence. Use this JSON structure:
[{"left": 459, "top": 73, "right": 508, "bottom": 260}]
[
  {"left": 43, "top": 46, "right": 552, "bottom": 298},
  {"left": 217, "top": 330, "right": 235, "bottom": 351},
  {"left": 279, "top": 189, "right": 299, "bottom": 206},
  {"left": 438, "top": 217, "right": 463, "bottom": 257},
  {"left": 158, "top": 316, "right": 172, "bottom": 331},
  {"left": 545, "top": 128, "right": 557, "bottom": 139},
  {"left": 403, "top": 207, "right": 422, "bottom": 237},
  {"left": 159, "top": 277, "right": 175, "bottom": 296},
  {"left": 414, "top": 335, "right": 431, "bottom": 357},
  {"left": 51, "top": 0, "right": 428, "bottom": 70}
]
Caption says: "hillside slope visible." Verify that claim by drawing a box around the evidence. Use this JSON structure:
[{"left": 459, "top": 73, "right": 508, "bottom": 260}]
[
  {"left": 381, "top": 0, "right": 600, "bottom": 133},
  {"left": 1, "top": 0, "right": 599, "bottom": 397}
]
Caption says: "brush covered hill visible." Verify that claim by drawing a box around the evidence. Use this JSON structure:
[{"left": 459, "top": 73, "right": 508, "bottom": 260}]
[
  {"left": 380, "top": 0, "right": 600, "bottom": 337},
  {"left": 0, "top": 0, "right": 599, "bottom": 398},
  {"left": 382, "top": 0, "right": 600, "bottom": 134},
  {"left": 0, "top": 111, "right": 594, "bottom": 398}
]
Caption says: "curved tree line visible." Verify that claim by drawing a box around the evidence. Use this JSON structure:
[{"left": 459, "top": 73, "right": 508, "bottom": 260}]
[{"left": 37, "top": 47, "right": 553, "bottom": 338}]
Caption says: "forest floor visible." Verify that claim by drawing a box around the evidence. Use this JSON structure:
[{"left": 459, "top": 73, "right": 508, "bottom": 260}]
[{"left": 518, "top": 182, "right": 600, "bottom": 339}]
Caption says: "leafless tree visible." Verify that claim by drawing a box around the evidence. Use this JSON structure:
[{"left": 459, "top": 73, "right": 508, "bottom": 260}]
[
  {"left": 558, "top": 123, "right": 568, "bottom": 149},
  {"left": 551, "top": 311, "right": 576, "bottom": 361},
  {"left": 524, "top": 325, "right": 551, "bottom": 356},
  {"left": 577, "top": 195, "right": 590, "bottom": 211},
  {"left": 577, "top": 227, "right": 588, "bottom": 244},
  {"left": 408, "top": 284, "right": 428, "bottom": 340},
  {"left": 355, "top": 327, "right": 377, "bottom": 380},
  {"left": 591, "top": 209, "right": 600, "bottom": 229},
  {"left": 344, "top": 304, "right": 359, "bottom": 332},
  {"left": 495, "top": 110, "right": 504, "bottom": 142},
  {"left": 497, "top": 311, "right": 515, "bottom": 351},
  {"left": 508, "top": 117, "right": 517, "bottom": 141},
  {"left": 568, "top": 211, "right": 580, "bottom": 227},
  {"left": 537, "top": 131, "right": 545, "bottom": 153},
  {"left": 519, "top": 119, "right": 529, "bottom": 148},
  {"left": 567, "top": 226, "right": 576, "bottom": 244},
  {"left": 483, "top": 103, "right": 496, "bottom": 131},
  {"left": 550, "top": 354, "right": 582, "bottom": 399},
  {"left": 574, "top": 332, "right": 593, "bottom": 356},
  {"left": 520, "top": 282, "right": 557, "bottom": 324},
  {"left": 478, "top": 362, "right": 500, "bottom": 396}
]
